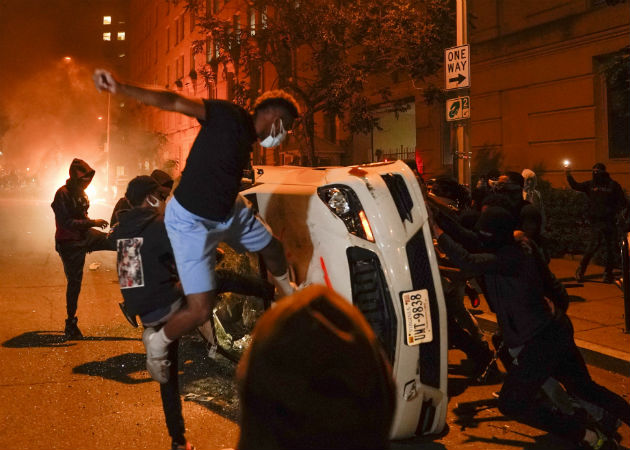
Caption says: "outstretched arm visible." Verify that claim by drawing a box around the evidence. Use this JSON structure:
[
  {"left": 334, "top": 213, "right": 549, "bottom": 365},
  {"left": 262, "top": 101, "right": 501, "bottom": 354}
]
[{"left": 93, "top": 69, "right": 206, "bottom": 120}]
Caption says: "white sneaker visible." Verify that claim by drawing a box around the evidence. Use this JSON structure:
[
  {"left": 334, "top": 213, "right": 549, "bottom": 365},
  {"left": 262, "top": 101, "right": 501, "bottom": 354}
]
[{"left": 142, "top": 327, "right": 171, "bottom": 383}]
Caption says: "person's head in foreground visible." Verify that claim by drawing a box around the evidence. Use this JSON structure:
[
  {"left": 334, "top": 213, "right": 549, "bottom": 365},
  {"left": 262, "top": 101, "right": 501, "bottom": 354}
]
[{"left": 236, "top": 284, "right": 396, "bottom": 450}]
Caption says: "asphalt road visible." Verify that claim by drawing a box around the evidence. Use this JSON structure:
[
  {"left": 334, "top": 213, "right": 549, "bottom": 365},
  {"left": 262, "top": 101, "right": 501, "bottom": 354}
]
[{"left": 0, "top": 195, "right": 628, "bottom": 450}]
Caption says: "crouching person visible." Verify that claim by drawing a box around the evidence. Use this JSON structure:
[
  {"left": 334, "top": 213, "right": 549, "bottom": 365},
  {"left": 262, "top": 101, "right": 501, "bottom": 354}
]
[
  {"left": 236, "top": 285, "right": 396, "bottom": 450},
  {"left": 110, "top": 175, "right": 193, "bottom": 450}
]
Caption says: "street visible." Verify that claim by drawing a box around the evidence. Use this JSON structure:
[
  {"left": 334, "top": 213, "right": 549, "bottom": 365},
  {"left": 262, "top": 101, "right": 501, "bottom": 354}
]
[{"left": 0, "top": 196, "right": 628, "bottom": 450}]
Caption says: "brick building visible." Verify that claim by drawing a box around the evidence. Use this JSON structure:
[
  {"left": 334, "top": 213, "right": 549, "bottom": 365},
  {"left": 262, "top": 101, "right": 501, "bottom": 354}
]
[{"left": 125, "top": 0, "right": 629, "bottom": 188}]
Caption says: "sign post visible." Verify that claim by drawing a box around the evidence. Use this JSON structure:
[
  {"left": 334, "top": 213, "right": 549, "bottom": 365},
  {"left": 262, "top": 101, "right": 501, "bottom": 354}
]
[{"left": 445, "top": 0, "right": 471, "bottom": 187}]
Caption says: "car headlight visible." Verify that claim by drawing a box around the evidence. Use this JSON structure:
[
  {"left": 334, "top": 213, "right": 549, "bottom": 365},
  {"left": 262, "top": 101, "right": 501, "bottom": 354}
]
[{"left": 317, "top": 185, "right": 375, "bottom": 242}]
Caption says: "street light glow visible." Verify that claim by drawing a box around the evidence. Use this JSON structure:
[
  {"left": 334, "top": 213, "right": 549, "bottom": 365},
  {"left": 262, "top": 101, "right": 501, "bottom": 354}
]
[{"left": 63, "top": 56, "right": 72, "bottom": 62}]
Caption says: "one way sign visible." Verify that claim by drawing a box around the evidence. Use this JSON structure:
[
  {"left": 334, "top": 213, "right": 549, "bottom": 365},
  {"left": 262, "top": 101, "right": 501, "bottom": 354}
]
[{"left": 445, "top": 44, "right": 470, "bottom": 90}]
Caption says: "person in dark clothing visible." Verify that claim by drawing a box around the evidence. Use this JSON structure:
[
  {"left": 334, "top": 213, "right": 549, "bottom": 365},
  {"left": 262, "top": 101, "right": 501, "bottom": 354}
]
[
  {"left": 94, "top": 68, "right": 299, "bottom": 384},
  {"left": 430, "top": 206, "right": 630, "bottom": 450},
  {"left": 110, "top": 169, "right": 174, "bottom": 228},
  {"left": 567, "top": 163, "right": 627, "bottom": 283},
  {"left": 110, "top": 175, "right": 193, "bottom": 450},
  {"left": 51, "top": 158, "right": 114, "bottom": 338}
]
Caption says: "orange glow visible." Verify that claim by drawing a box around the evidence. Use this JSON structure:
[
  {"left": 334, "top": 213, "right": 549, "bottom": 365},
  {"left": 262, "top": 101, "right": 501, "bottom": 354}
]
[
  {"left": 63, "top": 56, "right": 72, "bottom": 62},
  {"left": 97, "top": 116, "right": 103, "bottom": 120},
  {"left": 359, "top": 210, "right": 374, "bottom": 242}
]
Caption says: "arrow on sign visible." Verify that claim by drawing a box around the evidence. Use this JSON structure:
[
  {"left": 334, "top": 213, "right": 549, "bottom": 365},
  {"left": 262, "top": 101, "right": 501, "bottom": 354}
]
[{"left": 448, "top": 73, "right": 466, "bottom": 85}]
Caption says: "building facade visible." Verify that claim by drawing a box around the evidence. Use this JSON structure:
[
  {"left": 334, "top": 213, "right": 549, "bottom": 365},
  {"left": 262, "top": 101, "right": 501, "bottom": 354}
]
[{"left": 126, "top": 0, "right": 629, "bottom": 188}]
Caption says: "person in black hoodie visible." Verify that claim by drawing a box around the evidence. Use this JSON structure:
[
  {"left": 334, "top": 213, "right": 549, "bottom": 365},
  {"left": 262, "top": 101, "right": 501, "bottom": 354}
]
[
  {"left": 51, "top": 158, "right": 113, "bottom": 339},
  {"left": 430, "top": 206, "right": 630, "bottom": 450},
  {"left": 110, "top": 169, "right": 174, "bottom": 228},
  {"left": 110, "top": 175, "right": 193, "bottom": 450},
  {"left": 567, "top": 163, "right": 627, "bottom": 283}
]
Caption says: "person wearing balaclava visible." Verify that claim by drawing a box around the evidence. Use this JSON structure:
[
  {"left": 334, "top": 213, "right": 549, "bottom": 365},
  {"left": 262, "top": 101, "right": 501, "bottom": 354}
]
[
  {"left": 93, "top": 68, "right": 300, "bottom": 384},
  {"left": 522, "top": 168, "right": 546, "bottom": 229},
  {"left": 567, "top": 162, "right": 626, "bottom": 283},
  {"left": 430, "top": 206, "right": 630, "bottom": 450},
  {"left": 51, "top": 158, "right": 114, "bottom": 339}
]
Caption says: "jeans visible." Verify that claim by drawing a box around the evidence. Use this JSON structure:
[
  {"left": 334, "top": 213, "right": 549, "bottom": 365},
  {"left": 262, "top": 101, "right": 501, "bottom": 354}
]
[
  {"left": 160, "top": 337, "right": 186, "bottom": 445},
  {"left": 56, "top": 229, "right": 114, "bottom": 318}
]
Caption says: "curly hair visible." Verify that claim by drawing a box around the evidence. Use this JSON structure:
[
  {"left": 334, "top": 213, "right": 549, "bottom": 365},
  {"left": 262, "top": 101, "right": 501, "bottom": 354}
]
[{"left": 253, "top": 90, "right": 300, "bottom": 119}]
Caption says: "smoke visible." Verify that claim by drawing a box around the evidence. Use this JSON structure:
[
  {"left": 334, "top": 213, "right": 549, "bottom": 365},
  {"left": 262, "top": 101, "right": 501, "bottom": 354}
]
[{"left": 1, "top": 58, "right": 110, "bottom": 198}]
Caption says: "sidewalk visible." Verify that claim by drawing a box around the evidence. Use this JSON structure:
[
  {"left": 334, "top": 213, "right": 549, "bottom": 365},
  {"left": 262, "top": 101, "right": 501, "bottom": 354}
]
[{"left": 473, "top": 256, "right": 630, "bottom": 375}]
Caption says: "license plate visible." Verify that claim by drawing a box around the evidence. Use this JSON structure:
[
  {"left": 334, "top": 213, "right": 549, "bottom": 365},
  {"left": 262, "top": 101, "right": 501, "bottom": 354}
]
[{"left": 401, "top": 289, "right": 433, "bottom": 345}]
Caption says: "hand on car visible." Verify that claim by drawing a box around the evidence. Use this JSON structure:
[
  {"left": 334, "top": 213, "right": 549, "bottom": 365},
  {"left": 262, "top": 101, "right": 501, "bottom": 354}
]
[
  {"left": 93, "top": 219, "right": 108, "bottom": 229},
  {"left": 93, "top": 69, "right": 118, "bottom": 94}
]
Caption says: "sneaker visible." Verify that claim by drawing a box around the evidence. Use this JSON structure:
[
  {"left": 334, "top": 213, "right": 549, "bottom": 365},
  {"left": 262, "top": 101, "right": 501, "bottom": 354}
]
[
  {"left": 142, "top": 327, "right": 171, "bottom": 383},
  {"left": 64, "top": 317, "right": 83, "bottom": 340},
  {"left": 602, "top": 273, "right": 614, "bottom": 284},
  {"left": 171, "top": 441, "right": 194, "bottom": 450},
  {"left": 584, "top": 428, "right": 619, "bottom": 450},
  {"left": 118, "top": 302, "right": 138, "bottom": 328},
  {"left": 575, "top": 267, "right": 585, "bottom": 283}
]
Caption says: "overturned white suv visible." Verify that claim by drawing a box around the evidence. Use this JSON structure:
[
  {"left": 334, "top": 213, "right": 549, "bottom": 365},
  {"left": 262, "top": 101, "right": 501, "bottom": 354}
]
[{"left": 241, "top": 160, "right": 448, "bottom": 439}]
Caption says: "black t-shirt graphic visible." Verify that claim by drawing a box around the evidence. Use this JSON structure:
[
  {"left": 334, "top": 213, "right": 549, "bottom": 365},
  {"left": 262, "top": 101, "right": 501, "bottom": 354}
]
[{"left": 174, "top": 100, "right": 257, "bottom": 221}]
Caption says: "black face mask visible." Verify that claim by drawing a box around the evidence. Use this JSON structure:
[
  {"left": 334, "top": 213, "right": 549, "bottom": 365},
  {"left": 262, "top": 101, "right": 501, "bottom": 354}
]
[{"left": 592, "top": 171, "right": 606, "bottom": 184}]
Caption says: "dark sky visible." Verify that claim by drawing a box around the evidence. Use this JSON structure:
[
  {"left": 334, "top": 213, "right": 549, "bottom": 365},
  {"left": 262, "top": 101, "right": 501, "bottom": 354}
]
[
  {"left": 0, "top": 0, "right": 110, "bottom": 106},
  {"left": 0, "top": 0, "right": 126, "bottom": 186}
]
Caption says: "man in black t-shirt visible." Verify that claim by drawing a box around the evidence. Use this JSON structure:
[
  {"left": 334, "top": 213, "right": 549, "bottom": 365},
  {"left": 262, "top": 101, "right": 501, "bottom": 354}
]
[{"left": 94, "top": 69, "right": 299, "bottom": 383}]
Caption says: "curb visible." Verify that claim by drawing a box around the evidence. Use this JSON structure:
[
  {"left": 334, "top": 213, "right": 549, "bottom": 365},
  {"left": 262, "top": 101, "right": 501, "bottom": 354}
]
[{"left": 475, "top": 313, "right": 630, "bottom": 376}]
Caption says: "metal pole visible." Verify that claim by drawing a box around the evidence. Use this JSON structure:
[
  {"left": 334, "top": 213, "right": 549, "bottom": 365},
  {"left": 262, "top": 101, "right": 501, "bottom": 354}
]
[
  {"left": 455, "top": 0, "right": 470, "bottom": 187},
  {"left": 622, "top": 232, "right": 630, "bottom": 333},
  {"left": 106, "top": 93, "right": 111, "bottom": 192}
]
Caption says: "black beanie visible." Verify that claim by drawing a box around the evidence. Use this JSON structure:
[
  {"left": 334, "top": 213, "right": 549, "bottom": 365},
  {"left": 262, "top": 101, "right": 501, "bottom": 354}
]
[
  {"left": 150, "top": 169, "right": 174, "bottom": 188},
  {"left": 125, "top": 176, "right": 159, "bottom": 207},
  {"left": 236, "top": 285, "right": 396, "bottom": 450},
  {"left": 476, "top": 206, "right": 516, "bottom": 244}
]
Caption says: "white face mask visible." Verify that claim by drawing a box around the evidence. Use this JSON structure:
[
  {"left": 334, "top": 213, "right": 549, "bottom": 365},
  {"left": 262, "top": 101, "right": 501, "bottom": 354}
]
[
  {"left": 259, "top": 119, "right": 287, "bottom": 148},
  {"left": 146, "top": 194, "right": 161, "bottom": 208}
]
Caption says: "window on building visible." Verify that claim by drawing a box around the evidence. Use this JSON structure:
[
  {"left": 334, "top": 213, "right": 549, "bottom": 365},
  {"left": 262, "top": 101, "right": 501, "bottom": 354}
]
[
  {"left": 174, "top": 18, "right": 180, "bottom": 44},
  {"left": 117, "top": 31, "right": 125, "bottom": 41},
  {"left": 166, "top": 27, "right": 170, "bottom": 52},
  {"left": 604, "top": 52, "right": 630, "bottom": 158},
  {"left": 233, "top": 15, "right": 241, "bottom": 44},
  {"left": 103, "top": 32, "right": 111, "bottom": 41},
  {"left": 248, "top": 8, "right": 256, "bottom": 35},
  {"left": 261, "top": 6, "right": 268, "bottom": 29},
  {"left": 190, "top": 47, "right": 196, "bottom": 73},
  {"left": 180, "top": 15, "right": 186, "bottom": 40},
  {"left": 166, "top": 65, "right": 170, "bottom": 86},
  {"left": 155, "top": 41, "right": 158, "bottom": 63},
  {"left": 116, "top": 166, "right": 125, "bottom": 177},
  {"left": 213, "top": 0, "right": 221, "bottom": 14},
  {"left": 190, "top": 10, "right": 195, "bottom": 32},
  {"left": 103, "top": 16, "right": 111, "bottom": 25}
]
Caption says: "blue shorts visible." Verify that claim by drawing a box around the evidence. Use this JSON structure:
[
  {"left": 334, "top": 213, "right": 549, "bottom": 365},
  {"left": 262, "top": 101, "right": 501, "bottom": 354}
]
[{"left": 165, "top": 195, "right": 273, "bottom": 295}]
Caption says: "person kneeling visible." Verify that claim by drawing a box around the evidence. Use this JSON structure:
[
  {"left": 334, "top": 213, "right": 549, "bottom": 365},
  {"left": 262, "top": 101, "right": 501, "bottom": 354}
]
[{"left": 110, "top": 176, "right": 193, "bottom": 450}]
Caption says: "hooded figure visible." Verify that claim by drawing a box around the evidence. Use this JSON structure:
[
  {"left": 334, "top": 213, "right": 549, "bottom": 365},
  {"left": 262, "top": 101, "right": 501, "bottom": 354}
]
[
  {"left": 522, "top": 169, "right": 546, "bottom": 228},
  {"left": 431, "top": 206, "right": 630, "bottom": 449},
  {"left": 51, "top": 158, "right": 113, "bottom": 339},
  {"left": 566, "top": 162, "right": 627, "bottom": 282}
]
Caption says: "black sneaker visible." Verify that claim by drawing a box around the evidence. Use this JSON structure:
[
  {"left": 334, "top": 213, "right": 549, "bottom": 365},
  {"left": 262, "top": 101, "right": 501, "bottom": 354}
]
[
  {"left": 64, "top": 317, "right": 83, "bottom": 339},
  {"left": 171, "top": 441, "right": 194, "bottom": 450},
  {"left": 575, "top": 267, "right": 586, "bottom": 283}
]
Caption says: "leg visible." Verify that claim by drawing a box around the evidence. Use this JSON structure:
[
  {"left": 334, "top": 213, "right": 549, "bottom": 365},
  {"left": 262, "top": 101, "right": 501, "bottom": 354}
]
[
  {"left": 57, "top": 244, "right": 86, "bottom": 319},
  {"left": 224, "top": 196, "right": 293, "bottom": 297},
  {"left": 578, "top": 223, "right": 603, "bottom": 277},
  {"left": 553, "top": 317, "right": 630, "bottom": 426},
  {"left": 498, "top": 323, "right": 587, "bottom": 443},
  {"left": 163, "top": 291, "right": 217, "bottom": 340},
  {"left": 159, "top": 337, "right": 186, "bottom": 446},
  {"left": 601, "top": 222, "right": 618, "bottom": 282}
]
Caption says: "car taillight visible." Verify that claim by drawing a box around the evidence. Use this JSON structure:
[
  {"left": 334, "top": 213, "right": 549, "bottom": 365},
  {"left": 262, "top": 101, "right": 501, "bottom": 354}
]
[{"left": 317, "top": 185, "right": 374, "bottom": 242}]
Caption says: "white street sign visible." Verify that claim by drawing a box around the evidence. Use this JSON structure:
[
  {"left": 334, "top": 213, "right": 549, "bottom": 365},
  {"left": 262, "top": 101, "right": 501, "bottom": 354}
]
[
  {"left": 444, "top": 44, "right": 470, "bottom": 90},
  {"left": 446, "top": 96, "right": 470, "bottom": 121}
]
